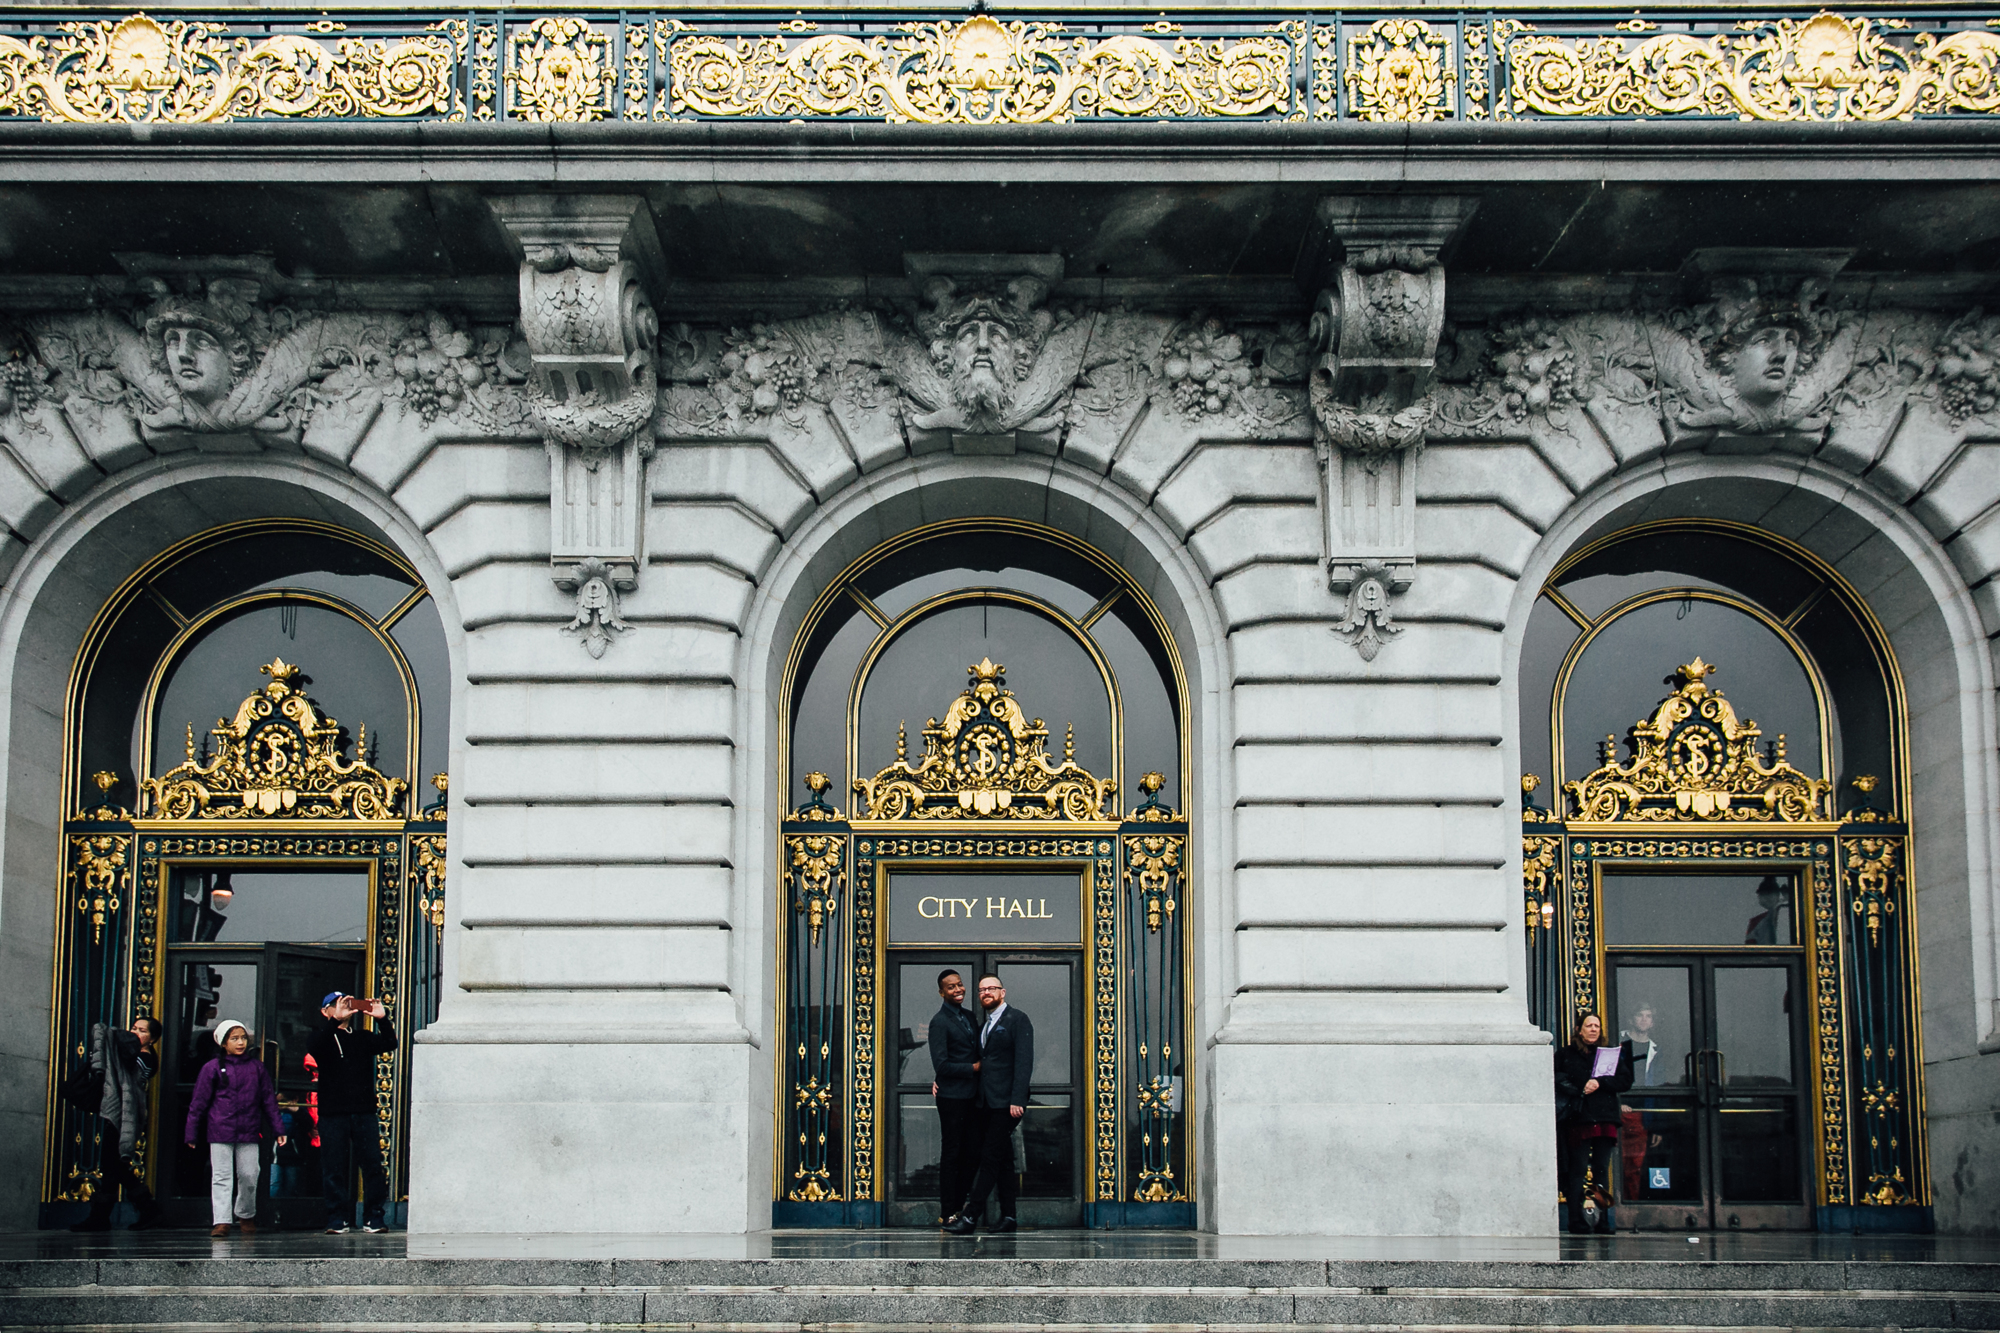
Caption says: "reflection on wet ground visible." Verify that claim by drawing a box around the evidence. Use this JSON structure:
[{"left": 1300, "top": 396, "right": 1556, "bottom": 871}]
[{"left": 5, "top": 1227, "right": 1995, "bottom": 1263}]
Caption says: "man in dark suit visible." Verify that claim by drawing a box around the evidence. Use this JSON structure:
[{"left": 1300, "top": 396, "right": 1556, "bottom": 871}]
[
  {"left": 945, "top": 973, "right": 1033, "bottom": 1234},
  {"left": 927, "top": 969, "right": 981, "bottom": 1227}
]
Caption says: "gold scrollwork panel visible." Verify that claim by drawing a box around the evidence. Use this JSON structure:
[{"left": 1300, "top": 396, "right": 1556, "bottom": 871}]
[
  {"left": 1506, "top": 13, "right": 2000, "bottom": 122},
  {"left": 0, "top": 13, "right": 457, "bottom": 123},
  {"left": 669, "top": 15, "right": 1291, "bottom": 124}
]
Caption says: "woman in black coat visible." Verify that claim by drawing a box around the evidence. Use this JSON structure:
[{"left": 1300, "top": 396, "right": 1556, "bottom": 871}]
[{"left": 1554, "top": 1012, "right": 1634, "bottom": 1234}]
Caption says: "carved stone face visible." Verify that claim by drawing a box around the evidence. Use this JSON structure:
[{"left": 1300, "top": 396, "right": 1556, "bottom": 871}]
[
  {"left": 948, "top": 316, "right": 1018, "bottom": 420},
  {"left": 1728, "top": 325, "right": 1799, "bottom": 406},
  {"left": 162, "top": 324, "right": 234, "bottom": 406}
]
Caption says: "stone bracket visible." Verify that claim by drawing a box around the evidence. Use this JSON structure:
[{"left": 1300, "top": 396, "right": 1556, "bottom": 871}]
[
  {"left": 489, "top": 195, "right": 665, "bottom": 654},
  {"left": 1303, "top": 195, "right": 1479, "bottom": 651}
]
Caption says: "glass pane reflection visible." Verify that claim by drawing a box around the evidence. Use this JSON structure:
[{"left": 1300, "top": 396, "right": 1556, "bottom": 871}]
[
  {"left": 1561, "top": 598, "right": 1820, "bottom": 783},
  {"left": 1620, "top": 1094, "right": 1700, "bottom": 1202},
  {"left": 1715, "top": 967, "right": 1795, "bottom": 1087},
  {"left": 1603, "top": 873, "right": 1798, "bottom": 948},
  {"left": 1021, "top": 1096, "right": 1074, "bottom": 1197},
  {"left": 175, "top": 960, "right": 257, "bottom": 1082},
  {"left": 1719, "top": 1097, "right": 1802, "bottom": 1202},
  {"left": 172, "top": 869, "right": 369, "bottom": 944},
  {"left": 896, "top": 1094, "right": 944, "bottom": 1198},
  {"left": 1612, "top": 965, "right": 1691, "bottom": 1088}
]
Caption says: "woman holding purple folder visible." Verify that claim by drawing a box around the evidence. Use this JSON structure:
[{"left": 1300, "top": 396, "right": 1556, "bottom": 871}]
[{"left": 1554, "top": 1013, "right": 1634, "bottom": 1235}]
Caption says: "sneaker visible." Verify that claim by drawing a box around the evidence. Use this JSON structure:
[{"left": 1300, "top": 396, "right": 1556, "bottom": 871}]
[
  {"left": 325, "top": 1220, "right": 351, "bottom": 1234},
  {"left": 360, "top": 1220, "right": 386, "bottom": 1234}
]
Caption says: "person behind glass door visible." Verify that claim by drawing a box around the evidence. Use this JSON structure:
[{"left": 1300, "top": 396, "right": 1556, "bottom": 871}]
[
  {"left": 944, "top": 974, "right": 1034, "bottom": 1234},
  {"left": 1744, "top": 875, "right": 1792, "bottom": 944},
  {"left": 184, "top": 1019, "right": 286, "bottom": 1237},
  {"left": 926, "top": 969, "right": 982, "bottom": 1228},
  {"left": 309, "top": 992, "right": 396, "bottom": 1233},
  {"left": 1616, "top": 1003, "right": 1665, "bottom": 1200},
  {"left": 70, "top": 1016, "right": 166, "bottom": 1231},
  {"left": 1554, "top": 1012, "right": 1634, "bottom": 1236}
]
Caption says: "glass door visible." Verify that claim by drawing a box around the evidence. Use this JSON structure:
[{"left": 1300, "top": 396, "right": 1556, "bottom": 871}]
[
  {"left": 883, "top": 950, "right": 1082, "bottom": 1227},
  {"left": 162, "top": 949, "right": 264, "bottom": 1212},
  {"left": 159, "top": 941, "right": 362, "bottom": 1225},
  {"left": 265, "top": 946, "right": 366, "bottom": 1228},
  {"left": 1610, "top": 956, "right": 1812, "bottom": 1230}
]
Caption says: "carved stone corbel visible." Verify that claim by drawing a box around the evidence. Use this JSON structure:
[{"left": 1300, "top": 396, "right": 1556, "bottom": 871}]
[
  {"left": 1302, "top": 195, "right": 1479, "bottom": 653},
  {"left": 488, "top": 195, "right": 664, "bottom": 654}
]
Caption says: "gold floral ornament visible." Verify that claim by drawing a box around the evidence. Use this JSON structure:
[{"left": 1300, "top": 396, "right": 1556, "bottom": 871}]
[
  {"left": 1346, "top": 18, "right": 1455, "bottom": 122},
  {"left": 668, "top": 14, "right": 1289, "bottom": 124},
  {"left": 787, "top": 831, "right": 844, "bottom": 947},
  {"left": 1564, "top": 657, "right": 1831, "bottom": 823},
  {"left": 1507, "top": 12, "right": 2000, "bottom": 122},
  {"left": 854, "top": 658, "right": 1115, "bottom": 820},
  {"left": 141, "top": 658, "right": 409, "bottom": 821},
  {"left": 508, "top": 15, "right": 614, "bottom": 122},
  {"left": 0, "top": 13, "right": 455, "bottom": 123}
]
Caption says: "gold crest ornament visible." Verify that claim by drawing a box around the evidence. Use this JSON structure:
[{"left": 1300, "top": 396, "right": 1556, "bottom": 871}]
[
  {"left": 854, "top": 658, "right": 1116, "bottom": 820},
  {"left": 1563, "top": 657, "right": 1831, "bottom": 823},
  {"left": 0, "top": 12, "right": 455, "bottom": 122},
  {"left": 1346, "top": 18, "right": 1456, "bottom": 122},
  {"left": 141, "top": 658, "right": 409, "bottom": 821},
  {"left": 507, "top": 15, "right": 614, "bottom": 121}
]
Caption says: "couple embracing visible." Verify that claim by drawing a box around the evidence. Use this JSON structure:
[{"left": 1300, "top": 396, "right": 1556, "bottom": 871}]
[{"left": 928, "top": 970, "right": 1034, "bottom": 1234}]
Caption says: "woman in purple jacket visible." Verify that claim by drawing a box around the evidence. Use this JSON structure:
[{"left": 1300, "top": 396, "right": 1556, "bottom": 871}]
[{"left": 184, "top": 1020, "right": 285, "bottom": 1237}]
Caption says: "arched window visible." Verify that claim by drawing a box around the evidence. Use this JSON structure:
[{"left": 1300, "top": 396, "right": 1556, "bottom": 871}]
[
  {"left": 1519, "top": 519, "right": 1923, "bottom": 1233},
  {"left": 47, "top": 520, "right": 449, "bottom": 1228},
  {"left": 787, "top": 524, "right": 1183, "bottom": 813},
  {"left": 775, "top": 520, "right": 1192, "bottom": 1230}
]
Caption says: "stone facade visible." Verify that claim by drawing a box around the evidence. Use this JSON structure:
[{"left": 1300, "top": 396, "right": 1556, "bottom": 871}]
[{"left": 3, "top": 23, "right": 2000, "bottom": 1232}]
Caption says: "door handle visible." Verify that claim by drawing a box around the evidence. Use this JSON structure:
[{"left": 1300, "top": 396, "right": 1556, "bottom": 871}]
[{"left": 1712, "top": 1050, "right": 1726, "bottom": 1094}]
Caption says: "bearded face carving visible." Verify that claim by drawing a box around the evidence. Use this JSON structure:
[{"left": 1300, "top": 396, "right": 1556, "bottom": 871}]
[
  {"left": 944, "top": 314, "right": 1021, "bottom": 425},
  {"left": 900, "top": 273, "right": 1079, "bottom": 437}
]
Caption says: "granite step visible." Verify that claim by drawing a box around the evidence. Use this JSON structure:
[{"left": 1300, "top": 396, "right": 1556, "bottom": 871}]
[{"left": 5, "top": 1253, "right": 1999, "bottom": 1330}]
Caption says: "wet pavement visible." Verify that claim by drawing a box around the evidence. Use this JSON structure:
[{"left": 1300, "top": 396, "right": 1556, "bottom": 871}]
[{"left": 4, "top": 1225, "right": 1994, "bottom": 1263}]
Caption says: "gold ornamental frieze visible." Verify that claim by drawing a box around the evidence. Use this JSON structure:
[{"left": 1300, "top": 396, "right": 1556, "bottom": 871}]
[
  {"left": 0, "top": 12, "right": 457, "bottom": 123},
  {"left": 1507, "top": 12, "right": 2000, "bottom": 121},
  {"left": 854, "top": 657, "right": 1116, "bottom": 821},
  {"left": 669, "top": 15, "right": 1292, "bottom": 123},
  {"left": 1563, "top": 657, "right": 1832, "bottom": 824},
  {"left": 6, "top": 9, "right": 2000, "bottom": 125},
  {"left": 140, "top": 657, "right": 409, "bottom": 821}
]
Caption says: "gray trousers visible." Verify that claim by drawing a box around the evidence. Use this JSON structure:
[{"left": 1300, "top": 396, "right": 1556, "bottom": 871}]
[{"left": 209, "top": 1142, "right": 260, "bottom": 1223}]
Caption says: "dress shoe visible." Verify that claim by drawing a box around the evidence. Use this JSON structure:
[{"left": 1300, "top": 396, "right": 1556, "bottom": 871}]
[
  {"left": 209, "top": 1224, "right": 230, "bottom": 1238},
  {"left": 237, "top": 1218, "right": 256, "bottom": 1235},
  {"left": 943, "top": 1215, "right": 977, "bottom": 1235},
  {"left": 993, "top": 1216, "right": 1018, "bottom": 1233}
]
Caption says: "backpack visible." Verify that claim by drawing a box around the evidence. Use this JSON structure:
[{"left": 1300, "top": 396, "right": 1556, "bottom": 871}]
[{"left": 58, "top": 1061, "right": 103, "bottom": 1112}]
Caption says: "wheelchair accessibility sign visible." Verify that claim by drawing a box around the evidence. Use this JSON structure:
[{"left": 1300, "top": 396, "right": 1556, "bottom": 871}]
[{"left": 1648, "top": 1167, "right": 1672, "bottom": 1189}]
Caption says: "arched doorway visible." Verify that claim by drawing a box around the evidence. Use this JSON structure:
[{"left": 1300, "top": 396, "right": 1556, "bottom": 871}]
[
  {"left": 1520, "top": 518, "right": 1925, "bottom": 1232},
  {"left": 774, "top": 520, "right": 1192, "bottom": 1228},
  {"left": 44, "top": 519, "right": 449, "bottom": 1228}
]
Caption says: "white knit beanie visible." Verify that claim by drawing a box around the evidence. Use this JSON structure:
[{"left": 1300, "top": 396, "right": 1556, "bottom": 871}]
[{"left": 213, "top": 1019, "right": 249, "bottom": 1046}]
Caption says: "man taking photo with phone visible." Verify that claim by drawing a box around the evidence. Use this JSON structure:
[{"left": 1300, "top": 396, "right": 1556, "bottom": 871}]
[{"left": 310, "top": 993, "right": 396, "bottom": 1233}]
